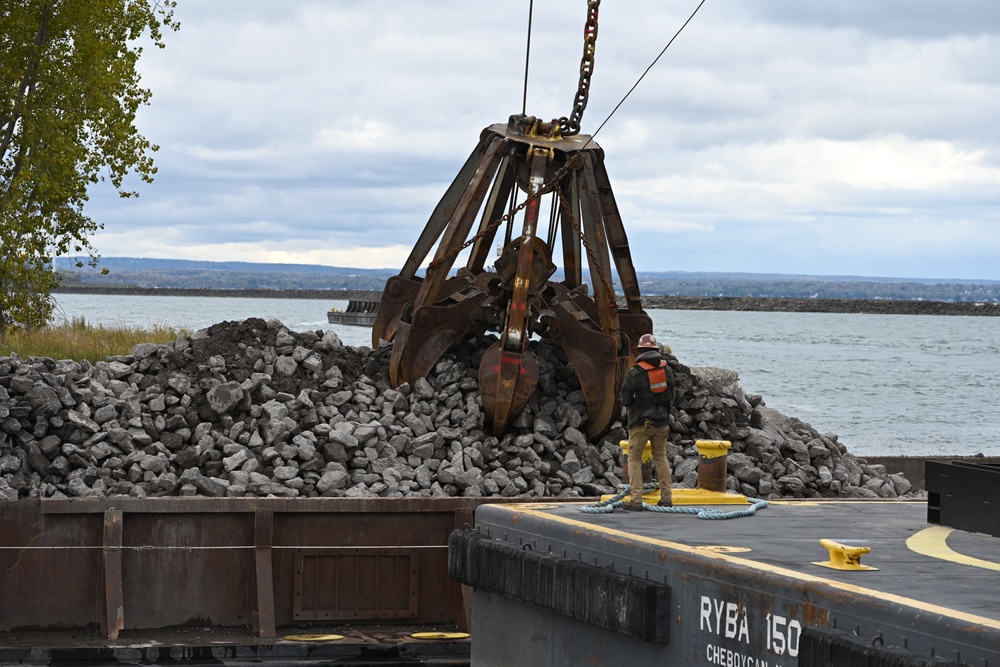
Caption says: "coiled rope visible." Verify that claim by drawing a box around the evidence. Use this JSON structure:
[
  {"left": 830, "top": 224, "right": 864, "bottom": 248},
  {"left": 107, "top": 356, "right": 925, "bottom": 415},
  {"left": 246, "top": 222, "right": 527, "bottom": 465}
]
[{"left": 581, "top": 483, "right": 768, "bottom": 519}]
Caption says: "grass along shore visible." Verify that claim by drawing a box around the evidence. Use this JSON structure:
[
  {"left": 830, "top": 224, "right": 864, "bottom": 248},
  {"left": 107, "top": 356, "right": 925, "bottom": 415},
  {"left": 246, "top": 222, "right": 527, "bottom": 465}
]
[{"left": 0, "top": 318, "right": 186, "bottom": 363}]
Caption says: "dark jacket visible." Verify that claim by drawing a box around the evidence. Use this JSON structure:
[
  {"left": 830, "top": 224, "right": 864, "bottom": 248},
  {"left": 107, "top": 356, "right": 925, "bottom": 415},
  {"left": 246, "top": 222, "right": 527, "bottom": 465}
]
[{"left": 620, "top": 350, "right": 675, "bottom": 428}]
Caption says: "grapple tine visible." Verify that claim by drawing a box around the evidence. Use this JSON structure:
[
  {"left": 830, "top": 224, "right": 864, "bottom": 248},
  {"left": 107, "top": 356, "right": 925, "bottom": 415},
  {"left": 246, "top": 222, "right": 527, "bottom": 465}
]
[
  {"left": 479, "top": 342, "right": 539, "bottom": 436},
  {"left": 618, "top": 312, "right": 653, "bottom": 359},
  {"left": 550, "top": 300, "right": 623, "bottom": 439},
  {"left": 372, "top": 276, "right": 421, "bottom": 347},
  {"left": 388, "top": 275, "right": 491, "bottom": 388},
  {"left": 388, "top": 320, "right": 412, "bottom": 388}
]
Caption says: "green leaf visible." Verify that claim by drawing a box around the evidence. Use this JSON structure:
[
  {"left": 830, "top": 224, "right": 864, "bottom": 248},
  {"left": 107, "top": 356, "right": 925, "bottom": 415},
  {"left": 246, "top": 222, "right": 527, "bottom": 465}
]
[{"left": 0, "top": 0, "right": 177, "bottom": 331}]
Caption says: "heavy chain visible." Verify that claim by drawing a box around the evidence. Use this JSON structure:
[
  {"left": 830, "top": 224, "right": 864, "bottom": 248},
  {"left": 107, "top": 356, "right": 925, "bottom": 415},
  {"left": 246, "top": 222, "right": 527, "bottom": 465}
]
[
  {"left": 426, "top": 204, "right": 516, "bottom": 273},
  {"left": 556, "top": 0, "right": 600, "bottom": 137}
]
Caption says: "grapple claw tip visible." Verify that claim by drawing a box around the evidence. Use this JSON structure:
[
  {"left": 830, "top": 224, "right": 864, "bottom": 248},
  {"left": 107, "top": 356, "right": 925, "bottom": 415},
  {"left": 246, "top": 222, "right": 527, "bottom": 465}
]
[{"left": 479, "top": 342, "right": 539, "bottom": 435}]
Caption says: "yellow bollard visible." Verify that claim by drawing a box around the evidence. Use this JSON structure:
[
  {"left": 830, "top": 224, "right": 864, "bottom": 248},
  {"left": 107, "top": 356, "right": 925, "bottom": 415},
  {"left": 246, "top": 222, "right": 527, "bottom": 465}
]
[
  {"left": 619, "top": 439, "right": 653, "bottom": 487},
  {"left": 695, "top": 440, "right": 731, "bottom": 493},
  {"left": 607, "top": 439, "right": 750, "bottom": 506}
]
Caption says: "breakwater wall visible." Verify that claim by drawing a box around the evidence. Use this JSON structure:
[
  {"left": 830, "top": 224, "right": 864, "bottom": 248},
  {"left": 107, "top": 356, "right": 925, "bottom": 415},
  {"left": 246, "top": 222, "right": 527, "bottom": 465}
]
[
  {"left": 642, "top": 295, "right": 1000, "bottom": 316},
  {"left": 53, "top": 286, "right": 382, "bottom": 301},
  {"left": 53, "top": 286, "right": 1000, "bottom": 316}
]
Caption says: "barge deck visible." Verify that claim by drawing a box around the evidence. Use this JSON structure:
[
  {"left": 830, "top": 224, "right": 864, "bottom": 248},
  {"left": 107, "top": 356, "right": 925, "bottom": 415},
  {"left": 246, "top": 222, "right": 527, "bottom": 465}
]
[
  {"left": 454, "top": 499, "right": 1000, "bottom": 666},
  {"left": 2, "top": 474, "right": 998, "bottom": 666}
]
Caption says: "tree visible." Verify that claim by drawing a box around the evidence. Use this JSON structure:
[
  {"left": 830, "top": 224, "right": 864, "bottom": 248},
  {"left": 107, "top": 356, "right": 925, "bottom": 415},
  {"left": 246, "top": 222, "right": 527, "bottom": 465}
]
[{"left": 0, "top": 0, "right": 177, "bottom": 331}]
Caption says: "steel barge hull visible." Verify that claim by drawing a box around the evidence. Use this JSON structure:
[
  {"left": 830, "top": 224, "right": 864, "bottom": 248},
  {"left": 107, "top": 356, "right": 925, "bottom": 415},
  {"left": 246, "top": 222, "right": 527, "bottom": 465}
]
[{"left": 452, "top": 499, "right": 999, "bottom": 666}]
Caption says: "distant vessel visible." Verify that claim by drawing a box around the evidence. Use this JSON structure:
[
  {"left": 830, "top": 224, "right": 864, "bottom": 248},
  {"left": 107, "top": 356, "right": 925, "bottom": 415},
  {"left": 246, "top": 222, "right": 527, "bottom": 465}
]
[{"left": 327, "top": 299, "right": 378, "bottom": 327}]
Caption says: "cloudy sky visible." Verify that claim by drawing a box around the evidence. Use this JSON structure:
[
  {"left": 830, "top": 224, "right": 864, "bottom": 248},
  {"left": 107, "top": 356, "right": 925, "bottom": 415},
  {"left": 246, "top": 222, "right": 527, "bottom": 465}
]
[{"left": 86, "top": 0, "right": 1000, "bottom": 281}]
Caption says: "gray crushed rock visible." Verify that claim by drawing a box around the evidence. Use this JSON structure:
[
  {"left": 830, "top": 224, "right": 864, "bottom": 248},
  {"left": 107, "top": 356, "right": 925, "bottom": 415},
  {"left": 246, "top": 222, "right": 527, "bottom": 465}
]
[{"left": 0, "top": 318, "right": 915, "bottom": 501}]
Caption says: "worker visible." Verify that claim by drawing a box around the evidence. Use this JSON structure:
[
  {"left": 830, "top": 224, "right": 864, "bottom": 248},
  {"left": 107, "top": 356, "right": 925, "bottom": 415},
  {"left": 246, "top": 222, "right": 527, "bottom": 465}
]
[{"left": 619, "top": 333, "right": 675, "bottom": 510}]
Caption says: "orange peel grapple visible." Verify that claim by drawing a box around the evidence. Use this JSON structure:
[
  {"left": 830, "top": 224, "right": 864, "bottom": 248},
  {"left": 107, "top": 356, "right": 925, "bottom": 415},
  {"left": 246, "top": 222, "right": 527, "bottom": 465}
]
[{"left": 373, "top": 114, "right": 652, "bottom": 439}]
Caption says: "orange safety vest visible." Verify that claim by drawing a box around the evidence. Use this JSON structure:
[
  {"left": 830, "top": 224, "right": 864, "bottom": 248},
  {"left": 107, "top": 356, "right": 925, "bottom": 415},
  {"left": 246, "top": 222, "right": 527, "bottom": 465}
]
[{"left": 638, "top": 360, "right": 668, "bottom": 394}]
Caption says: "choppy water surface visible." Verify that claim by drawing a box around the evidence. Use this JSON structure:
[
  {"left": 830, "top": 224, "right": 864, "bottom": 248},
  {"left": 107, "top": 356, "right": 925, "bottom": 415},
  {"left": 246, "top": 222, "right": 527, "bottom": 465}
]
[
  {"left": 653, "top": 310, "right": 1000, "bottom": 457},
  {"left": 52, "top": 293, "right": 1000, "bottom": 457}
]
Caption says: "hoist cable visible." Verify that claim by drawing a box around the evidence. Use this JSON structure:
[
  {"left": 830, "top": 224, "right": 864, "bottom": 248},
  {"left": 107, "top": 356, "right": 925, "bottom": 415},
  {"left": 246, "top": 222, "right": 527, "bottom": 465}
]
[
  {"left": 586, "top": 0, "right": 708, "bottom": 146},
  {"left": 522, "top": 0, "right": 534, "bottom": 115}
]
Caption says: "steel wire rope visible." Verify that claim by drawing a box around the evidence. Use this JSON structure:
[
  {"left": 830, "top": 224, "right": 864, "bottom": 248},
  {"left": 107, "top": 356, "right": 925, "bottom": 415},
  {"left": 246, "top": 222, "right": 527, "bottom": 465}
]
[
  {"left": 522, "top": 0, "right": 534, "bottom": 115},
  {"left": 581, "top": 0, "right": 709, "bottom": 151},
  {"left": 544, "top": 0, "right": 710, "bottom": 304},
  {"left": 430, "top": 1, "right": 709, "bottom": 277},
  {"left": 489, "top": 0, "right": 711, "bottom": 291}
]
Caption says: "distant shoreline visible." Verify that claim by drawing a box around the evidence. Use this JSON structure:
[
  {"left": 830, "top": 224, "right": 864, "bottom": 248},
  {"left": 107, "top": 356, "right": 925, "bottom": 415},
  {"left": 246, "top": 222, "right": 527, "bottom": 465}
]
[
  {"left": 640, "top": 295, "right": 1000, "bottom": 316},
  {"left": 52, "top": 286, "right": 1000, "bottom": 316},
  {"left": 53, "top": 286, "right": 383, "bottom": 300}
]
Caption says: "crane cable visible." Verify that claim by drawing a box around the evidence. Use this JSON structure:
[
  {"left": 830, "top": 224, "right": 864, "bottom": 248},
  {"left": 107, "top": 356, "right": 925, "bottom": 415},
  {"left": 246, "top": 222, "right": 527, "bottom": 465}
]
[
  {"left": 521, "top": 0, "right": 710, "bottom": 145},
  {"left": 522, "top": 0, "right": 533, "bottom": 115},
  {"left": 586, "top": 0, "right": 709, "bottom": 146}
]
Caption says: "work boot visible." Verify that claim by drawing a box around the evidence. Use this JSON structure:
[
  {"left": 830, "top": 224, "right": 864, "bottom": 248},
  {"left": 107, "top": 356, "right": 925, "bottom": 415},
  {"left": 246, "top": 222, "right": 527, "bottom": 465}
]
[
  {"left": 657, "top": 495, "right": 673, "bottom": 508},
  {"left": 623, "top": 500, "right": 644, "bottom": 511}
]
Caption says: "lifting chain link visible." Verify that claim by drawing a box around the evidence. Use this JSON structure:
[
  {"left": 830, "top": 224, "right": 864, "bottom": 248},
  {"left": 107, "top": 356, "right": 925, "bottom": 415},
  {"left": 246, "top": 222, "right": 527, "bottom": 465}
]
[
  {"left": 426, "top": 209, "right": 512, "bottom": 273},
  {"left": 556, "top": 0, "right": 600, "bottom": 137}
]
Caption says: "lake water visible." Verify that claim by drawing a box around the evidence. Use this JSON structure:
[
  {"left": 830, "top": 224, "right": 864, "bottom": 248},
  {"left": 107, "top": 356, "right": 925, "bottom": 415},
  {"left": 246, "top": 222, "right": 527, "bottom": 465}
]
[{"left": 50, "top": 293, "right": 1000, "bottom": 458}]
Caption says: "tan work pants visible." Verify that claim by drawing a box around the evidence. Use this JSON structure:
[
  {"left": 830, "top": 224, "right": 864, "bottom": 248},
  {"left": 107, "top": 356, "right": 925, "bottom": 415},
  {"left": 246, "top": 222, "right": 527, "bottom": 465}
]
[{"left": 627, "top": 421, "right": 672, "bottom": 503}]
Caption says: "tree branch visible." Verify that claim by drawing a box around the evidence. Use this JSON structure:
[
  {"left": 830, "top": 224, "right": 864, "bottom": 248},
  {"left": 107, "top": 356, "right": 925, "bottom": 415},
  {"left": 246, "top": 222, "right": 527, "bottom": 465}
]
[{"left": 0, "top": 2, "right": 51, "bottom": 163}]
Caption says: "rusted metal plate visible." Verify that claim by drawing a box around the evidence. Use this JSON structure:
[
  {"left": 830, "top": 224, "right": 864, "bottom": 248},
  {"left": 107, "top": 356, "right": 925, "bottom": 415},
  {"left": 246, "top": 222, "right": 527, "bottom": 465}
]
[
  {"left": 101, "top": 509, "right": 124, "bottom": 640},
  {"left": 0, "top": 497, "right": 543, "bottom": 641},
  {"left": 270, "top": 510, "right": 458, "bottom": 625},
  {"left": 121, "top": 512, "right": 254, "bottom": 631},
  {"left": 0, "top": 503, "right": 104, "bottom": 630},
  {"left": 293, "top": 548, "right": 419, "bottom": 621}
]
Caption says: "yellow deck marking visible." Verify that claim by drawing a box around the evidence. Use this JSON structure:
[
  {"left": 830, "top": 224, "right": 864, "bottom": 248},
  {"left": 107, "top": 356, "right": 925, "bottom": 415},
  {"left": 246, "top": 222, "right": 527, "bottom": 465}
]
[
  {"left": 906, "top": 526, "right": 1000, "bottom": 572},
  {"left": 495, "top": 504, "right": 1000, "bottom": 631},
  {"left": 283, "top": 634, "right": 345, "bottom": 641},
  {"left": 766, "top": 500, "right": 821, "bottom": 506},
  {"left": 600, "top": 487, "right": 749, "bottom": 505},
  {"left": 411, "top": 632, "right": 471, "bottom": 640}
]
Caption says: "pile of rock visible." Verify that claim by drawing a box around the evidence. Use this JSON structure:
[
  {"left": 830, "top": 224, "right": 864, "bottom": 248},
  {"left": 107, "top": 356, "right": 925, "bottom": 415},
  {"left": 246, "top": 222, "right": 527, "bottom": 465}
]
[{"left": 0, "top": 318, "right": 914, "bottom": 501}]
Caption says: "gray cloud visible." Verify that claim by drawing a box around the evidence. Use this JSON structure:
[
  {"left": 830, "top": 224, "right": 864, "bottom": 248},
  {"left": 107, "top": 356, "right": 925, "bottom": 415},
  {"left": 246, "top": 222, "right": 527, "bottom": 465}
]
[
  {"left": 84, "top": 0, "right": 1000, "bottom": 280},
  {"left": 744, "top": 1, "right": 1000, "bottom": 38}
]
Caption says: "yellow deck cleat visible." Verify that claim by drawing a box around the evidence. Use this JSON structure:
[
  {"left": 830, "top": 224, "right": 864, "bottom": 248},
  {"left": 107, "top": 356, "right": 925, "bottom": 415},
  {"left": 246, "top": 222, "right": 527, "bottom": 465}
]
[{"left": 812, "top": 538, "right": 878, "bottom": 571}]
